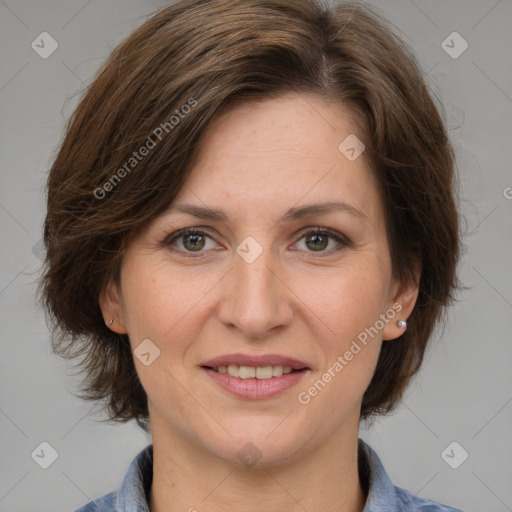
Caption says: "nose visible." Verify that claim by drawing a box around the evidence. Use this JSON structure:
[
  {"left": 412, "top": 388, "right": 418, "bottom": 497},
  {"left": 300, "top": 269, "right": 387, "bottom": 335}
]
[{"left": 217, "top": 242, "right": 294, "bottom": 340}]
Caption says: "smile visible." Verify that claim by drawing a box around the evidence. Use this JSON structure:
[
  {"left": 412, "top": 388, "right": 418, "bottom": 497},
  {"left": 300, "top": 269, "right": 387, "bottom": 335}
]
[
  {"left": 208, "top": 364, "right": 300, "bottom": 379},
  {"left": 201, "top": 365, "right": 309, "bottom": 399}
]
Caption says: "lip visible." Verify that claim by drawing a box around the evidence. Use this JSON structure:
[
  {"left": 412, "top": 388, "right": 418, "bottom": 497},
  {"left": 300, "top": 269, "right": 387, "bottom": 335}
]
[
  {"left": 200, "top": 353, "right": 310, "bottom": 370},
  {"left": 199, "top": 353, "right": 311, "bottom": 400},
  {"left": 202, "top": 366, "right": 309, "bottom": 399}
]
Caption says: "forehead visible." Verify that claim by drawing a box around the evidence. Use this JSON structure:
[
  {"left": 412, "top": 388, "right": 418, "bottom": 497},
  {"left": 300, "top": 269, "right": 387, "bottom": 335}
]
[{"left": 169, "top": 93, "right": 381, "bottom": 223}]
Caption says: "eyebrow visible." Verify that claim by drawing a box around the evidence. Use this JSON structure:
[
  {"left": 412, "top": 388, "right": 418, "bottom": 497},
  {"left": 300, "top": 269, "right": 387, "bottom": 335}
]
[{"left": 167, "top": 201, "right": 366, "bottom": 222}]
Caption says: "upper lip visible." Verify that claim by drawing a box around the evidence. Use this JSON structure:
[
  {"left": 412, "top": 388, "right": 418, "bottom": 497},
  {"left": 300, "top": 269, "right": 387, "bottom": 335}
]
[{"left": 200, "top": 353, "right": 310, "bottom": 370}]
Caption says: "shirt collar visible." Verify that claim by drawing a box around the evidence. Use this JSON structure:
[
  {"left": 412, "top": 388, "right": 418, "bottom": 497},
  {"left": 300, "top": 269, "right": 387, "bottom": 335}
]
[
  {"left": 358, "top": 438, "right": 401, "bottom": 511},
  {"left": 114, "top": 439, "right": 399, "bottom": 511},
  {"left": 115, "top": 444, "right": 153, "bottom": 512}
]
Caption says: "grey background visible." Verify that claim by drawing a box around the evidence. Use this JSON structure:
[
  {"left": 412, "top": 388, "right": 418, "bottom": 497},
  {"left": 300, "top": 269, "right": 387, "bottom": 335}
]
[{"left": 0, "top": 0, "right": 511, "bottom": 511}]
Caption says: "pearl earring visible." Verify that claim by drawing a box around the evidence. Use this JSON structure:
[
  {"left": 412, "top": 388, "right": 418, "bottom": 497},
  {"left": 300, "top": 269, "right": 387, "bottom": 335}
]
[{"left": 397, "top": 320, "right": 407, "bottom": 328}]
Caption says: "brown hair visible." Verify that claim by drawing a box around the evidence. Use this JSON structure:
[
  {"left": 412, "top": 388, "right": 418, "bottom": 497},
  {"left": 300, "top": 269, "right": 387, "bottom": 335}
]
[{"left": 39, "top": 0, "right": 460, "bottom": 431}]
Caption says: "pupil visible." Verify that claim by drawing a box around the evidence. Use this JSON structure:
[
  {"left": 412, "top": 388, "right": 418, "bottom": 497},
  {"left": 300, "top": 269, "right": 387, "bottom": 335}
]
[
  {"left": 184, "top": 234, "right": 205, "bottom": 251},
  {"left": 306, "top": 234, "right": 327, "bottom": 251}
]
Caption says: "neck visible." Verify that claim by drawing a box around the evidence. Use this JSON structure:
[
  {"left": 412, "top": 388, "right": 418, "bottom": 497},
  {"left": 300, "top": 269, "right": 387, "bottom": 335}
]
[{"left": 148, "top": 421, "right": 367, "bottom": 512}]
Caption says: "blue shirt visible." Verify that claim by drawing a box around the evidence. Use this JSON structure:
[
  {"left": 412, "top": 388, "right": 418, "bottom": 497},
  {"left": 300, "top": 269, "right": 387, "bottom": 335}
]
[{"left": 75, "top": 439, "right": 464, "bottom": 511}]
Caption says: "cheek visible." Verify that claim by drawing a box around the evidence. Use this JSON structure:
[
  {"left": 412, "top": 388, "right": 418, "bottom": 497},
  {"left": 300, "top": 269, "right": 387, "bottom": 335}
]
[
  {"left": 290, "top": 254, "right": 390, "bottom": 407},
  {"left": 119, "top": 258, "right": 209, "bottom": 414},
  {"left": 294, "top": 270, "right": 385, "bottom": 420},
  {"left": 293, "top": 255, "right": 392, "bottom": 347},
  {"left": 120, "top": 255, "right": 213, "bottom": 343}
]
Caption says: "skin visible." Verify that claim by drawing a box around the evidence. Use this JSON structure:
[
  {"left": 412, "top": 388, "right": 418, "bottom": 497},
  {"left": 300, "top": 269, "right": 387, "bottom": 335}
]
[{"left": 100, "top": 92, "right": 419, "bottom": 512}]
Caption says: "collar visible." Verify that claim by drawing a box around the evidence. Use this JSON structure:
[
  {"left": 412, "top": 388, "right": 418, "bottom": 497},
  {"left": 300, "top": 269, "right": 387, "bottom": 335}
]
[{"left": 111, "top": 438, "right": 443, "bottom": 512}]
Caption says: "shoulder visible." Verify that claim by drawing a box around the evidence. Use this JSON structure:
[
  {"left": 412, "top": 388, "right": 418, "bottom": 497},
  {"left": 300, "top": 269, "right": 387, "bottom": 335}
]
[
  {"left": 73, "top": 444, "right": 153, "bottom": 512},
  {"left": 358, "top": 439, "right": 466, "bottom": 512},
  {"left": 394, "top": 485, "right": 465, "bottom": 511},
  {"left": 74, "top": 491, "right": 116, "bottom": 511}
]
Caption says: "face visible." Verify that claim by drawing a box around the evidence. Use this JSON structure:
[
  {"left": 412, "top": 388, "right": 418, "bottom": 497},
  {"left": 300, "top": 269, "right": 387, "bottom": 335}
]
[{"left": 101, "top": 92, "right": 418, "bottom": 468}]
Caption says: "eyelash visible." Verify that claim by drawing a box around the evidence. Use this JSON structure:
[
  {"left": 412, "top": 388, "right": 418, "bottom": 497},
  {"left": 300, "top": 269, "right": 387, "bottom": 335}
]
[{"left": 163, "top": 226, "right": 351, "bottom": 258}]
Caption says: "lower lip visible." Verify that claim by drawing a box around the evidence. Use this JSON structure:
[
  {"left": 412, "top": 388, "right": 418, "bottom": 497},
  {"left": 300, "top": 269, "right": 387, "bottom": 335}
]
[{"left": 202, "top": 367, "right": 308, "bottom": 399}]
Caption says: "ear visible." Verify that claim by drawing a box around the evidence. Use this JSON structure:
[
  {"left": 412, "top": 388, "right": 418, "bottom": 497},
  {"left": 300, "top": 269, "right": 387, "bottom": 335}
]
[
  {"left": 99, "top": 280, "right": 128, "bottom": 334},
  {"left": 382, "top": 265, "right": 421, "bottom": 341}
]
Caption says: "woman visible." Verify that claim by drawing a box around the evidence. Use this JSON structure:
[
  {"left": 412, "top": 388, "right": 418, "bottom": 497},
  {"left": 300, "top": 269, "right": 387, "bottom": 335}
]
[{"left": 39, "top": 0, "right": 463, "bottom": 510}]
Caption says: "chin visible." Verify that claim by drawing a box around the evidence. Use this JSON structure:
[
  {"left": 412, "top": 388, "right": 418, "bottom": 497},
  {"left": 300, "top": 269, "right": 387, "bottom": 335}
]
[{"left": 206, "top": 418, "right": 314, "bottom": 469}]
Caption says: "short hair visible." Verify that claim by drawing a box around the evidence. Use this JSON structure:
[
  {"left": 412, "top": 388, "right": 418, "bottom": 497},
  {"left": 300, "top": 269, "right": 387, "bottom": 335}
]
[{"left": 39, "top": 0, "right": 461, "bottom": 431}]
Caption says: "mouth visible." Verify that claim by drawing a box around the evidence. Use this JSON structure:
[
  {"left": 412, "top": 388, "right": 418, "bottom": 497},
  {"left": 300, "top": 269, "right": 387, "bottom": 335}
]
[
  {"left": 200, "top": 360, "right": 310, "bottom": 399},
  {"left": 199, "top": 353, "right": 311, "bottom": 399},
  {"left": 202, "top": 364, "right": 308, "bottom": 380}
]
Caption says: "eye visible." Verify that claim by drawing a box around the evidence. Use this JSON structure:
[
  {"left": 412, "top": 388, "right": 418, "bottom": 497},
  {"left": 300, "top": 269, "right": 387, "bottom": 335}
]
[
  {"left": 164, "top": 227, "right": 218, "bottom": 256},
  {"left": 163, "top": 226, "right": 351, "bottom": 258},
  {"left": 293, "top": 227, "right": 350, "bottom": 255}
]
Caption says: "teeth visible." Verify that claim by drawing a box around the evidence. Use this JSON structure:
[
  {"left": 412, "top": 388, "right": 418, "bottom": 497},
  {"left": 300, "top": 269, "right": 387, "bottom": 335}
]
[
  {"left": 256, "top": 366, "right": 273, "bottom": 379},
  {"left": 227, "top": 365, "right": 239, "bottom": 377},
  {"left": 239, "top": 366, "right": 256, "bottom": 379},
  {"left": 272, "top": 365, "right": 283, "bottom": 377},
  {"left": 213, "top": 365, "right": 298, "bottom": 379}
]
